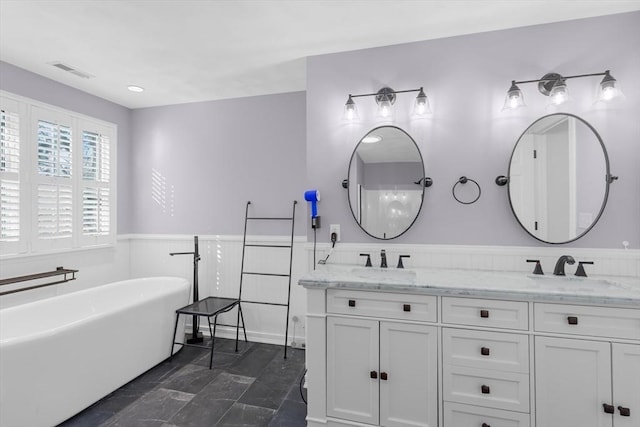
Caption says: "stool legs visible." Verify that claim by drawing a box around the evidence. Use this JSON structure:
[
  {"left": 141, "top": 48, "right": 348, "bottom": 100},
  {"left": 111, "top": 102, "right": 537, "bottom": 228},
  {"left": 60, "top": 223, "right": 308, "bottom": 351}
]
[{"left": 169, "top": 312, "right": 180, "bottom": 360}]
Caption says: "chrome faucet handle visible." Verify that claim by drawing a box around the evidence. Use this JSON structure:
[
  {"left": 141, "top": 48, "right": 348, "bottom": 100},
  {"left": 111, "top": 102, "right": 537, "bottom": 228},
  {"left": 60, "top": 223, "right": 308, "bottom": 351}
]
[
  {"left": 359, "top": 253, "right": 372, "bottom": 267},
  {"left": 526, "top": 259, "right": 544, "bottom": 275},
  {"left": 397, "top": 255, "right": 411, "bottom": 269},
  {"left": 575, "top": 261, "right": 594, "bottom": 277}
]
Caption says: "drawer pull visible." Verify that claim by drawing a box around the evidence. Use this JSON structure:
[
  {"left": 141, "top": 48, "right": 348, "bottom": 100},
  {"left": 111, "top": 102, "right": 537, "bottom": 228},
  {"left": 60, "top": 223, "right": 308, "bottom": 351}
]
[
  {"left": 370, "top": 371, "right": 377, "bottom": 379},
  {"left": 380, "top": 372, "right": 388, "bottom": 381},
  {"left": 482, "top": 424, "right": 491, "bottom": 427},
  {"left": 618, "top": 406, "right": 630, "bottom": 416},
  {"left": 348, "top": 299, "right": 356, "bottom": 307},
  {"left": 480, "top": 346, "right": 490, "bottom": 356},
  {"left": 603, "top": 403, "right": 615, "bottom": 414},
  {"left": 481, "top": 385, "right": 490, "bottom": 394},
  {"left": 480, "top": 309, "right": 490, "bottom": 318},
  {"left": 403, "top": 304, "right": 411, "bottom": 312},
  {"left": 567, "top": 316, "right": 579, "bottom": 325}
]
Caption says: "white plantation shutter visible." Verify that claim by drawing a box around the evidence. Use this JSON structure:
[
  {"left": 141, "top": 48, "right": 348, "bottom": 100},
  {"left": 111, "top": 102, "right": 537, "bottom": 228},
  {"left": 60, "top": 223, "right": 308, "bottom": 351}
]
[
  {"left": 32, "top": 108, "right": 74, "bottom": 251},
  {"left": 80, "top": 124, "right": 113, "bottom": 245},
  {"left": 0, "top": 96, "right": 24, "bottom": 253}
]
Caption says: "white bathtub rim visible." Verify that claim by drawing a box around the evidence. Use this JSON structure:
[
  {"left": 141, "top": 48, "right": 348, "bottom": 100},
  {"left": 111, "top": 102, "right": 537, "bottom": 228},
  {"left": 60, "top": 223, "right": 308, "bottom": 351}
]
[{"left": 0, "top": 276, "right": 189, "bottom": 346}]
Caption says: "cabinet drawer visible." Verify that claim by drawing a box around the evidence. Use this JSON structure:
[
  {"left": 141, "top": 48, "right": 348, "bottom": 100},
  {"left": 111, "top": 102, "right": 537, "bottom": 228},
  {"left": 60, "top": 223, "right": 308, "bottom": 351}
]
[
  {"left": 443, "top": 365, "right": 530, "bottom": 412},
  {"left": 442, "top": 297, "right": 529, "bottom": 330},
  {"left": 444, "top": 402, "right": 530, "bottom": 427},
  {"left": 443, "top": 328, "right": 529, "bottom": 373},
  {"left": 327, "top": 289, "right": 437, "bottom": 322},
  {"left": 534, "top": 303, "right": 640, "bottom": 340}
]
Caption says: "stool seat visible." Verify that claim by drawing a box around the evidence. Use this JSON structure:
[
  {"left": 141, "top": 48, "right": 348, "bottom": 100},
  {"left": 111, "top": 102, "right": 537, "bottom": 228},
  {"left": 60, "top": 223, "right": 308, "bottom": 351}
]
[{"left": 170, "top": 296, "right": 246, "bottom": 369}]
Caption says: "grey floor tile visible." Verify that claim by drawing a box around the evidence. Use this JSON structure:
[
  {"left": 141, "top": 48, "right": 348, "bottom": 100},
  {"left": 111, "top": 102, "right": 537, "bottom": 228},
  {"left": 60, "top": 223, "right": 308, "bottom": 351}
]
[
  {"left": 215, "top": 402, "right": 276, "bottom": 427},
  {"left": 58, "top": 409, "right": 114, "bottom": 427},
  {"left": 162, "top": 364, "right": 223, "bottom": 394},
  {"left": 268, "top": 399, "right": 308, "bottom": 427},
  {"left": 168, "top": 372, "right": 255, "bottom": 426},
  {"left": 227, "top": 344, "right": 281, "bottom": 377},
  {"left": 108, "top": 388, "right": 194, "bottom": 426}
]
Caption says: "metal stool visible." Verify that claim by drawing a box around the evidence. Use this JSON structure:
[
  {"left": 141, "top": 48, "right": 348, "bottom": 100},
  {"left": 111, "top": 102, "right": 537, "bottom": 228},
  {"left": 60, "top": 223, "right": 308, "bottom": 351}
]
[{"left": 170, "top": 297, "right": 247, "bottom": 369}]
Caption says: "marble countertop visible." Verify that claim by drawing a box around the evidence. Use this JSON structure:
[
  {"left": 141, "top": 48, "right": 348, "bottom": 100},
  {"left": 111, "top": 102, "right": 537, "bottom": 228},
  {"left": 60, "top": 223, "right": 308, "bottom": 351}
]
[{"left": 299, "top": 264, "right": 640, "bottom": 306}]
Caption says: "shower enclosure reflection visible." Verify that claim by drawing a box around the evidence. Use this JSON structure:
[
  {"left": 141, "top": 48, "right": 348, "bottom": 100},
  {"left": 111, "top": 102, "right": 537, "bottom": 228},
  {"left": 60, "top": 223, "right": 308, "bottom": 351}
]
[{"left": 346, "top": 126, "right": 426, "bottom": 240}]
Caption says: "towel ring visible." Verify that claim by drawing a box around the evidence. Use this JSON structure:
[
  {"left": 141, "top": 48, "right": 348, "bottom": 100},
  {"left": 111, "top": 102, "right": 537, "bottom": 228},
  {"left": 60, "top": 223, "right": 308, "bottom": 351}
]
[{"left": 452, "top": 176, "right": 481, "bottom": 205}]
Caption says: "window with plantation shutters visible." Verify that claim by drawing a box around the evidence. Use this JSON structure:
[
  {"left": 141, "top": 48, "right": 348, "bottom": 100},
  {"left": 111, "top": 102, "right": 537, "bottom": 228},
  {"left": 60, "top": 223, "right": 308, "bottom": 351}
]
[
  {"left": 1, "top": 101, "right": 21, "bottom": 249},
  {"left": 0, "top": 91, "right": 116, "bottom": 257}
]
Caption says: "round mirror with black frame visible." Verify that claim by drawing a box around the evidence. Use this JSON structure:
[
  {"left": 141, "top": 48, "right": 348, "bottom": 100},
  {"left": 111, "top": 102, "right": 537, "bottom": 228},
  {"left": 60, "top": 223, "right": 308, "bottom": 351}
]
[
  {"left": 507, "top": 113, "right": 614, "bottom": 244},
  {"left": 346, "top": 125, "right": 426, "bottom": 240}
]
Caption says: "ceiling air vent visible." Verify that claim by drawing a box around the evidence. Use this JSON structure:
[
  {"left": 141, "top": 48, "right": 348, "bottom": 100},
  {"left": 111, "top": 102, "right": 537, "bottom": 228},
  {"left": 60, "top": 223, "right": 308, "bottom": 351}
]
[{"left": 50, "top": 62, "right": 94, "bottom": 79}]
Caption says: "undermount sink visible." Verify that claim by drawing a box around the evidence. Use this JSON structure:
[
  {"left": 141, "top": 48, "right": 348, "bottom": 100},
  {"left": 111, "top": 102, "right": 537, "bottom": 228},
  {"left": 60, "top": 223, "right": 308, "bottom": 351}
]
[
  {"left": 351, "top": 267, "right": 417, "bottom": 282},
  {"left": 527, "top": 274, "right": 627, "bottom": 290}
]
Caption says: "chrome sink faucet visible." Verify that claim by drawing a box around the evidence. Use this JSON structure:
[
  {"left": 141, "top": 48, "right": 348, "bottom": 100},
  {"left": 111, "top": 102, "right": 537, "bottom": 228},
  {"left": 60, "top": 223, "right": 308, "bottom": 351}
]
[
  {"left": 553, "top": 255, "right": 575, "bottom": 276},
  {"left": 380, "top": 249, "right": 387, "bottom": 268}
]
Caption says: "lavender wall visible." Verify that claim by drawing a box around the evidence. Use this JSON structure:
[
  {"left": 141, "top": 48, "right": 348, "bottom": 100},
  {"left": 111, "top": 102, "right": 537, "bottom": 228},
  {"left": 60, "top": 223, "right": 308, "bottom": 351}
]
[
  {"left": 0, "top": 61, "right": 134, "bottom": 234},
  {"left": 306, "top": 12, "right": 640, "bottom": 248},
  {"left": 130, "top": 92, "right": 307, "bottom": 235}
]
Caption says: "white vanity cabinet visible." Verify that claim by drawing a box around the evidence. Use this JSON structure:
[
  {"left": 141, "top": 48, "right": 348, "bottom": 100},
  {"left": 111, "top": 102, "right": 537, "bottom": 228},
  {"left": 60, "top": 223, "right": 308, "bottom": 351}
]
[
  {"left": 300, "top": 268, "right": 640, "bottom": 427},
  {"left": 534, "top": 303, "right": 640, "bottom": 427},
  {"left": 325, "top": 289, "right": 438, "bottom": 427}
]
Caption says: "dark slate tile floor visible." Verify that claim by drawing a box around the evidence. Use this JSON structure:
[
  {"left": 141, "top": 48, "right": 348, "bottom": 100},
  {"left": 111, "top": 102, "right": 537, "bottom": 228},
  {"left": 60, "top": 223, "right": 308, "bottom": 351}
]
[{"left": 58, "top": 338, "right": 307, "bottom": 427}]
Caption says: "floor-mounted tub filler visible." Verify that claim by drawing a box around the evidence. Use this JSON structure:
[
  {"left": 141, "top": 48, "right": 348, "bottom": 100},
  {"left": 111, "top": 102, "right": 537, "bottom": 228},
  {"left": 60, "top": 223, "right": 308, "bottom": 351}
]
[{"left": 0, "top": 277, "right": 190, "bottom": 427}]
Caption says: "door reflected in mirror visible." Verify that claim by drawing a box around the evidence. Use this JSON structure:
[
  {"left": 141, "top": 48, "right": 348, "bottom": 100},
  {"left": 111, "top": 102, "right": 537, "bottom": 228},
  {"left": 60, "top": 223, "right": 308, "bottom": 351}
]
[
  {"left": 508, "top": 113, "right": 611, "bottom": 244},
  {"left": 347, "top": 126, "right": 425, "bottom": 239}
]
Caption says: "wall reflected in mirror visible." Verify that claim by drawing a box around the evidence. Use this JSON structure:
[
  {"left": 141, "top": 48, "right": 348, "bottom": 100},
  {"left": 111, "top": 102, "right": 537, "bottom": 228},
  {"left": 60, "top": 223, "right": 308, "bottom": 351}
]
[
  {"left": 508, "top": 113, "right": 611, "bottom": 244},
  {"left": 347, "top": 126, "right": 425, "bottom": 239}
]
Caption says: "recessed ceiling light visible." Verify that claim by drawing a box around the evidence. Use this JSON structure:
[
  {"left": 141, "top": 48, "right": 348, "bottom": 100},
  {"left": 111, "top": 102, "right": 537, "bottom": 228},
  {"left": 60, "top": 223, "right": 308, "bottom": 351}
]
[{"left": 127, "top": 85, "right": 144, "bottom": 93}]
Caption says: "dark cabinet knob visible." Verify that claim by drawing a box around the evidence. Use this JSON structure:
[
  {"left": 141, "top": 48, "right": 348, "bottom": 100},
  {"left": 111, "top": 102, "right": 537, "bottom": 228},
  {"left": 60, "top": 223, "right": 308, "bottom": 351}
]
[
  {"left": 481, "top": 347, "right": 490, "bottom": 356},
  {"left": 480, "top": 309, "right": 490, "bottom": 318},
  {"left": 482, "top": 424, "right": 491, "bottom": 427},
  {"left": 567, "top": 316, "right": 578, "bottom": 325},
  {"left": 348, "top": 299, "right": 356, "bottom": 307},
  {"left": 403, "top": 304, "right": 411, "bottom": 312},
  {"left": 618, "top": 406, "right": 630, "bottom": 416},
  {"left": 481, "top": 385, "right": 490, "bottom": 394},
  {"left": 370, "top": 371, "right": 377, "bottom": 379},
  {"left": 603, "top": 403, "right": 615, "bottom": 414},
  {"left": 380, "top": 372, "right": 388, "bottom": 381}
]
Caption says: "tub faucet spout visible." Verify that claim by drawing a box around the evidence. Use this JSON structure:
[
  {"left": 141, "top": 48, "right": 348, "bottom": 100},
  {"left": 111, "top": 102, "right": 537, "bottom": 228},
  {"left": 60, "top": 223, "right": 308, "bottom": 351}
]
[
  {"left": 553, "top": 255, "right": 575, "bottom": 276},
  {"left": 380, "top": 249, "right": 387, "bottom": 268}
]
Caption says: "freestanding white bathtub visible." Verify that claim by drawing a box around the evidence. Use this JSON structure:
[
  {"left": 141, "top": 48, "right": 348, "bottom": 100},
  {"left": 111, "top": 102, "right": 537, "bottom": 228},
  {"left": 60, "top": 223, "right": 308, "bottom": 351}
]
[{"left": 0, "top": 276, "right": 190, "bottom": 427}]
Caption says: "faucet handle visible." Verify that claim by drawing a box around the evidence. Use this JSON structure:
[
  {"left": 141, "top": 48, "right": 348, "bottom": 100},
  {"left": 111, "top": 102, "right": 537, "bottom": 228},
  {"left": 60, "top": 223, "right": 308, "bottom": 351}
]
[
  {"left": 397, "top": 255, "right": 411, "bottom": 269},
  {"left": 526, "top": 259, "right": 544, "bottom": 275},
  {"left": 575, "top": 261, "right": 594, "bottom": 277},
  {"left": 359, "top": 253, "right": 372, "bottom": 267}
]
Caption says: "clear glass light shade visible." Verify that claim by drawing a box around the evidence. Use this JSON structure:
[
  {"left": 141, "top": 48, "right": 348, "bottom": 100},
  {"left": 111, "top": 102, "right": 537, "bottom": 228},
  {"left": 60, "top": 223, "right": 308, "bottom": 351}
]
[
  {"left": 502, "top": 82, "right": 525, "bottom": 110},
  {"left": 597, "top": 71, "right": 624, "bottom": 102},
  {"left": 548, "top": 79, "right": 569, "bottom": 106},
  {"left": 413, "top": 88, "right": 432, "bottom": 116},
  {"left": 343, "top": 96, "right": 359, "bottom": 121},
  {"left": 377, "top": 94, "right": 394, "bottom": 119}
]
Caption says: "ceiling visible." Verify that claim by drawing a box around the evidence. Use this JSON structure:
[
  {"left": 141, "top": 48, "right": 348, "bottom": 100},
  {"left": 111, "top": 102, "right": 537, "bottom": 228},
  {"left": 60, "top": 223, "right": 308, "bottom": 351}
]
[{"left": 1, "top": 1, "right": 639, "bottom": 109}]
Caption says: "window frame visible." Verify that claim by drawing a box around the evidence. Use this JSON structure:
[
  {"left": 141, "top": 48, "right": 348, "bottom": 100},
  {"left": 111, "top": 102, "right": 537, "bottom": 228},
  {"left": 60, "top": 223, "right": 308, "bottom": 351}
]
[{"left": 0, "top": 91, "right": 117, "bottom": 257}]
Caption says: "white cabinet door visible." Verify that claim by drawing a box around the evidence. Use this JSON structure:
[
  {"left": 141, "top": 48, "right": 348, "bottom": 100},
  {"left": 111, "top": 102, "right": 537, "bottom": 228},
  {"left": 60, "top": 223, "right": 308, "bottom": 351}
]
[
  {"left": 379, "top": 322, "right": 438, "bottom": 427},
  {"left": 535, "top": 336, "right": 612, "bottom": 427},
  {"left": 327, "top": 316, "right": 379, "bottom": 425},
  {"left": 612, "top": 343, "right": 640, "bottom": 427}
]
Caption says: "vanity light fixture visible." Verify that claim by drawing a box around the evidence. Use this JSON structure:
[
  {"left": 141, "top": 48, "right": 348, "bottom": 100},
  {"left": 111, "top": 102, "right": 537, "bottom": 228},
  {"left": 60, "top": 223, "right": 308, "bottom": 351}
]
[
  {"left": 502, "top": 70, "right": 623, "bottom": 110},
  {"left": 343, "top": 86, "right": 431, "bottom": 121}
]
